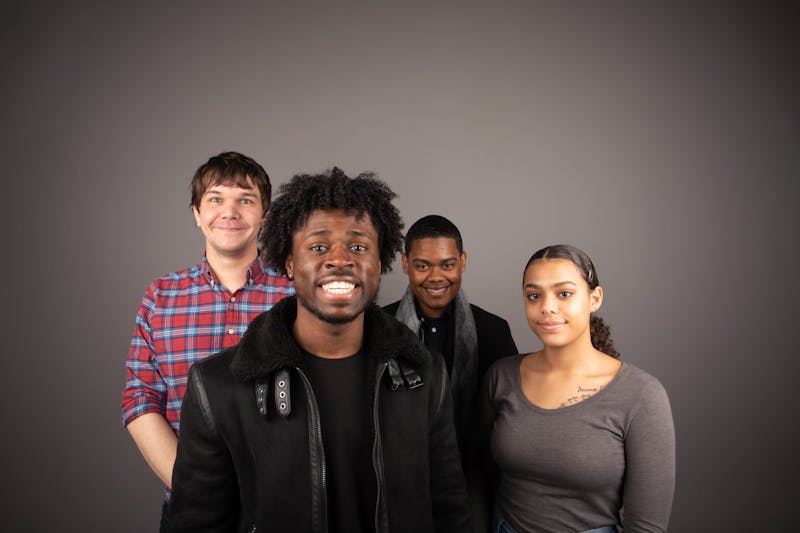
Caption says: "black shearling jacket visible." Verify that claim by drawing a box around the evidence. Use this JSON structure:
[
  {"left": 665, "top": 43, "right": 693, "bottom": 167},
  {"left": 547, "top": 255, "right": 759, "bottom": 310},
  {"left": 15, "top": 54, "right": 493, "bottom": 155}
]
[{"left": 170, "top": 297, "right": 471, "bottom": 533}]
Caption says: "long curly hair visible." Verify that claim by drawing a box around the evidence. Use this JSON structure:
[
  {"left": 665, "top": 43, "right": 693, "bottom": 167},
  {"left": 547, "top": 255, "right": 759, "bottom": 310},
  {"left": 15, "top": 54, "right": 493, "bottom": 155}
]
[
  {"left": 524, "top": 244, "right": 619, "bottom": 358},
  {"left": 260, "top": 167, "right": 404, "bottom": 276}
]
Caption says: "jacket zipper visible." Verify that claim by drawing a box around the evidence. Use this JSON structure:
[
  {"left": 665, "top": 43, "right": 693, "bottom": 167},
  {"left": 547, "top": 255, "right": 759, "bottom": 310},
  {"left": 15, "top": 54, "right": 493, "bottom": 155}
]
[
  {"left": 296, "top": 368, "right": 328, "bottom": 533},
  {"left": 372, "top": 361, "right": 389, "bottom": 533}
]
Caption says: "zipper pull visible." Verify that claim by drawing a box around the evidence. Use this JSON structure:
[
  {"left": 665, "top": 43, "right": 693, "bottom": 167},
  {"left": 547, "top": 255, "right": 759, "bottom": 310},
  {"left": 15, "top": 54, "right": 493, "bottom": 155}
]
[
  {"left": 255, "top": 381, "right": 268, "bottom": 416},
  {"left": 386, "top": 359, "right": 403, "bottom": 390}
]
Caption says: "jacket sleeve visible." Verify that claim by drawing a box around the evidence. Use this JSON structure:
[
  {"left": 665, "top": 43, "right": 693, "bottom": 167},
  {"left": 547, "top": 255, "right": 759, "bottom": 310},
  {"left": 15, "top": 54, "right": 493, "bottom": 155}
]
[
  {"left": 427, "top": 355, "right": 472, "bottom": 533},
  {"left": 621, "top": 378, "right": 676, "bottom": 532},
  {"left": 170, "top": 364, "right": 239, "bottom": 533},
  {"left": 475, "top": 310, "right": 519, "bottom": 378},
  {"left": 496, "top": 319, "right": 518, "bottom": 359},
  {"left": 470, "top": 365, "right": 500, "bottom": 532}
]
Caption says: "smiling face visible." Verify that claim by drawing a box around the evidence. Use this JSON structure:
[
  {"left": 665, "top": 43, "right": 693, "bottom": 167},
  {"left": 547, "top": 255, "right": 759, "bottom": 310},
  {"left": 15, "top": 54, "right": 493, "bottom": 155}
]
[
  {"left": 402, "top": 237, "right": 466, "bottom": 318},
  {"left": 192, "top": 177, "right": 265, "bottom": 262},
  {"left": 523, "top": 258, "right": 603, "bottom": 350},
  {"left": 286, "top": 209, "right": 381, "bottom": 326}
]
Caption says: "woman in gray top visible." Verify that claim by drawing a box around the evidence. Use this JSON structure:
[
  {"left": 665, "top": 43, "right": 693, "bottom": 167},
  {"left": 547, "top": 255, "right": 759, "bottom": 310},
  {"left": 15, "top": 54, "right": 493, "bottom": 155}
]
[{"left": 478, "top": 245, "right": 675, "bottom": 533}]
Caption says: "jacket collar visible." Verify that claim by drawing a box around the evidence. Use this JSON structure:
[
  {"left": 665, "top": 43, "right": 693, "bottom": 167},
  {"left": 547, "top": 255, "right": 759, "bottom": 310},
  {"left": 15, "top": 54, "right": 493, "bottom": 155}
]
[{"left": 231, "top": 296, "right": 428, "bottom": 381}]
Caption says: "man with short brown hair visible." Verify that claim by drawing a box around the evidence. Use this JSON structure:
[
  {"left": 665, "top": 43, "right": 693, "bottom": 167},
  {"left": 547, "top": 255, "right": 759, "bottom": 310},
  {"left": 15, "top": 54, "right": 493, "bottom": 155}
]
[{"left": 121, "top": 151, "right": 293, "bottom": 532}]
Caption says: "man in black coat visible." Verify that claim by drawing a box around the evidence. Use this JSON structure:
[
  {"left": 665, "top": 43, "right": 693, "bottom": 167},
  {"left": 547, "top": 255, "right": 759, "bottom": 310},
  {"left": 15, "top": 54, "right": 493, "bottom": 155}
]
[
  {"left": 170, "top": 170, "right": 470, "bottom": 533},
  {"left": 383, "top": 215, "right": 518, "bottom": 460}
]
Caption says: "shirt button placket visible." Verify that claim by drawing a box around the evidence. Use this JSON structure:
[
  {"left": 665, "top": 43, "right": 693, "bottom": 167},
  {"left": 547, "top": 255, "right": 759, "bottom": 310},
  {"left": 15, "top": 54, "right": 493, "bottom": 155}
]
[{"left": 224, "top": 293, "right": 238, "bottom": 346}]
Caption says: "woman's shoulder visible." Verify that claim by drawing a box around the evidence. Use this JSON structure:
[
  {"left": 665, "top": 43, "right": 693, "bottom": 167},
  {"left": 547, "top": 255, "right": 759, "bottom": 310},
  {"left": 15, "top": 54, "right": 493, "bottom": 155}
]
[
  {"left": 619, "top": 362, "right": 666, "bottom": 389},
  {"left": 487, "top": 353, "right": 525, "bottom": 376},
  {"left": 483, "top": 353, "right": 525, "bottom": 392},
  {"left": 614, "top": 362, "right": 671, "bottom": 409}
]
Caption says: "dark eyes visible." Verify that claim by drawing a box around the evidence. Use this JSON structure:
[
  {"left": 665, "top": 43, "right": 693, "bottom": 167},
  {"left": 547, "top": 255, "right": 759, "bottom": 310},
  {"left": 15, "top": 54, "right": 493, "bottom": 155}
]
[
  {"left": 526, "top": 291, "right": 573, "bottom": 301},
  {"left": 308, "top": 244, "right": 367, "bottom": 253},
  {"left": 415, "top": 263, "right": 455, "bottom": 271}
]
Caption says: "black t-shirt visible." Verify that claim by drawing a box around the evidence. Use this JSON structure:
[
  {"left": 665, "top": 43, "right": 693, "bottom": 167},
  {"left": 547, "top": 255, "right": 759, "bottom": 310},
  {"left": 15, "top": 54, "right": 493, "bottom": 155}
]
[{"left": 302, "top": 350, "right": 376, "bottom": 533}]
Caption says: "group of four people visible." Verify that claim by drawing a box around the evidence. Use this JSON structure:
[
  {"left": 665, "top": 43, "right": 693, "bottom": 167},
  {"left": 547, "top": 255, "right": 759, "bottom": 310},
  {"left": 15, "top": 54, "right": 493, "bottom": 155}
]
[{"left": 121, "top": 152, "right": 675, "bottom": 532}]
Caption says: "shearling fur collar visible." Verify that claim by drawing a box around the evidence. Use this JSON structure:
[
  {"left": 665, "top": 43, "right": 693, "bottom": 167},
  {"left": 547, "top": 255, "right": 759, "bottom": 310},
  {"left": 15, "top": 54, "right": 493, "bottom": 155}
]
[{"left": 231, "top": 296, "right": 429, "bottom": 381}]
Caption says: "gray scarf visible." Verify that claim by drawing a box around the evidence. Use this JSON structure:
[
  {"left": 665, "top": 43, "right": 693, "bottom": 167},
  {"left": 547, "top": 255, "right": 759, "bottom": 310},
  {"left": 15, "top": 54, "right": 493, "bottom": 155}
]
[{"left": 394, "top": 286, "right": 478, "bottom": 445}]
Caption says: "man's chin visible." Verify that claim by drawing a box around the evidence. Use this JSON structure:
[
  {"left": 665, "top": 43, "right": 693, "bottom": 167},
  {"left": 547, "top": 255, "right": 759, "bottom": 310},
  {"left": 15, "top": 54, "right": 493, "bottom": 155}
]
[
  {"left": 419, "top": 298, "right": 449, "bottom": 313},
  {"left": 301, "top": 300, "right": 364, "bottom": 325},
  {"left": 318, "top": 313, "right": 361, "bottom": 325}
]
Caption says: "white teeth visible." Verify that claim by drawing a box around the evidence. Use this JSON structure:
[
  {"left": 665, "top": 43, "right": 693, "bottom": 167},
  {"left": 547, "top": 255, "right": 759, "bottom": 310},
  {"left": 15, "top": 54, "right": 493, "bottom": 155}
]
[
  {"left": 322, "top": 281, "right": 355, "bottom": 294},
  {"left": 425, "top": 287, "right": 447, "bottom": 294}
]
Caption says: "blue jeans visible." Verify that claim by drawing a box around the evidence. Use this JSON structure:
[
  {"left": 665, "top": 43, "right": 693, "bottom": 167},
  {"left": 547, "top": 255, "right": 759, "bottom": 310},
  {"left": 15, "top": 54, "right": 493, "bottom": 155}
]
[
  {"left": 491, "top": 508, "right": 518, "bottom": 533},
  {"left": 492, "top": 508, "right": 618, "bottom": 533},
  {"left": 159, "top": 501, "right": 170, "bottom": 533}
]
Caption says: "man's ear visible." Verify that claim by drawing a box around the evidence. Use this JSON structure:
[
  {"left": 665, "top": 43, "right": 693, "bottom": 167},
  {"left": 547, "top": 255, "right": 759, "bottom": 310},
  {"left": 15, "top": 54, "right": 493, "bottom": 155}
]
[
  {"left": 192, "top": 206, "right": 201, "bottom": 227},
  {"left": 401, "top": 254, "right": 409, "bottom": 275},
  {"left": 590, "top": 286, "right": 604, "bottom": 312},
  {"left": 285, "top": 254, "right": 294, "bottom": 280},
  {"left": 460, "top": 250, "right": 467, "bottom": 272}
]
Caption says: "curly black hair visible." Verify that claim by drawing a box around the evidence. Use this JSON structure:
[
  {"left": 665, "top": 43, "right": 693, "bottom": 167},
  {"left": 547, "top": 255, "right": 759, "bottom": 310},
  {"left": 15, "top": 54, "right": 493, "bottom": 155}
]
[{"left": 260, "top": 167, "right": 404, "bottom": 276}]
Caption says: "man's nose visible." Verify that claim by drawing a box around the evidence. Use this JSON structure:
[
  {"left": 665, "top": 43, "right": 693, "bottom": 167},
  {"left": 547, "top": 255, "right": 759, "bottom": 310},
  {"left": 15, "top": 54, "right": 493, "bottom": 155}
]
[
  {"left": 325, "top": 245, "right": 354, "bottom": 268},
  {"left": 428, "top": 266, "right": 445, "bottom": 279},
  {"left": 221, "top": 201, "right": 240, "bottom": 218}
]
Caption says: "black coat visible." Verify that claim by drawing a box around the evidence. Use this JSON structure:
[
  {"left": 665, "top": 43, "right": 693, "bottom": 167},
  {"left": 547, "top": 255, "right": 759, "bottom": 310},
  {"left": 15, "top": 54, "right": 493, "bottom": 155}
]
[
  {"left": 170, "top": 297, "right": 471, "bottom": 533},
  {"left": 382, "top": 301, "right": 518, "bottom": 380}
]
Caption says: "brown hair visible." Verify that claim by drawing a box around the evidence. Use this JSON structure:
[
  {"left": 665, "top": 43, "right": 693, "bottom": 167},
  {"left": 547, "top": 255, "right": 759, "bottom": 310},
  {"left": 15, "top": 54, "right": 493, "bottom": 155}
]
[{"left": 190, "top": 151, "right": 271, "bottom": 213}]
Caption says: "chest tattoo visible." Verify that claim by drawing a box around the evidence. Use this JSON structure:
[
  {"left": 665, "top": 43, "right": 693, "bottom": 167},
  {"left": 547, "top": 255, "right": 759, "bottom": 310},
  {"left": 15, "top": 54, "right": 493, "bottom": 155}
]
[{"left": 559, "top": 384, "right": 605, "bottom": 408}]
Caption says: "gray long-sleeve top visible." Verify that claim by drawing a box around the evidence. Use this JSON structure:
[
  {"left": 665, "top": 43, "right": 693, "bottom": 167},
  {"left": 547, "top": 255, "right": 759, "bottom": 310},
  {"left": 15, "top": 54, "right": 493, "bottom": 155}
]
[{"left": 479, "top": 355, "right": 675, "bottom": 532}]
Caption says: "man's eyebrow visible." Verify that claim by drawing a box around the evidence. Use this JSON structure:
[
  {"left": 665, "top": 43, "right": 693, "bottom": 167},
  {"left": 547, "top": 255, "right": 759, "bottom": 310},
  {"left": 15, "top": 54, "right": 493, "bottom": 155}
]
[
  {"left": 524, "top": 281, "right": 578, "bottom": 289},
  {"left": 203, "top": 187, "right": 257, "bottom": 196},
  {"left": 414, "top": 257, "right": 458, "bottom": 264}
]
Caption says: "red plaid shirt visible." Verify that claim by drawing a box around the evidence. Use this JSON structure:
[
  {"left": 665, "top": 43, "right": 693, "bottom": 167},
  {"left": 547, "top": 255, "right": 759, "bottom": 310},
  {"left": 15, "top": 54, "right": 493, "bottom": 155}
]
[{"left": 121, "top": 255, "right": 293, "bottom": 434}]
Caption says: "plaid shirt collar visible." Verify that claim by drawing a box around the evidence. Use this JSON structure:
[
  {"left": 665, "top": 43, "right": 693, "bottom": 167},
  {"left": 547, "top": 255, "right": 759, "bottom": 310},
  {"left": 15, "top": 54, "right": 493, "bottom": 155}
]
[{"left": 200, "top": 254, "right": 269, "bottom": 287}]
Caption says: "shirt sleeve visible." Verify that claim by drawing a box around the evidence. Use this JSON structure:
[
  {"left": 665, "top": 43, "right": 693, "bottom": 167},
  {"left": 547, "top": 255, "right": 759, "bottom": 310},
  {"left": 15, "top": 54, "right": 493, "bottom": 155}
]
[
  {"left": 621, "top": 377, "right": 676, "bottom": 532},
  {"left": 121, "top": 284, "right": 167, "bottom": 426}
]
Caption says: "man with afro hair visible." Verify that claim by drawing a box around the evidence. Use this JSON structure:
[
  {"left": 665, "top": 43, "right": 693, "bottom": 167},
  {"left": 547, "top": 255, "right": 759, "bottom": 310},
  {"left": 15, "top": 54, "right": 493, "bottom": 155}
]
[{"left": 170, "top": 168, "right": 471, "bottom": 533}]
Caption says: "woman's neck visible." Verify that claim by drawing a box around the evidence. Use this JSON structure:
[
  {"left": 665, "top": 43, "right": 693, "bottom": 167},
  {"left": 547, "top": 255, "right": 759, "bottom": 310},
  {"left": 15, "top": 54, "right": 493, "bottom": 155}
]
[{"left": 537, "top": 338, "right": 600, "bottom": 374}]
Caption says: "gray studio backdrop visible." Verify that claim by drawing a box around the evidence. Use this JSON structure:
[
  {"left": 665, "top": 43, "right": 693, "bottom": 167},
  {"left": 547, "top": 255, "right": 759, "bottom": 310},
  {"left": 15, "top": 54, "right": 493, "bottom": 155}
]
[{"left": 3, "top": 1, "right": 798, "bottom": 531}]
